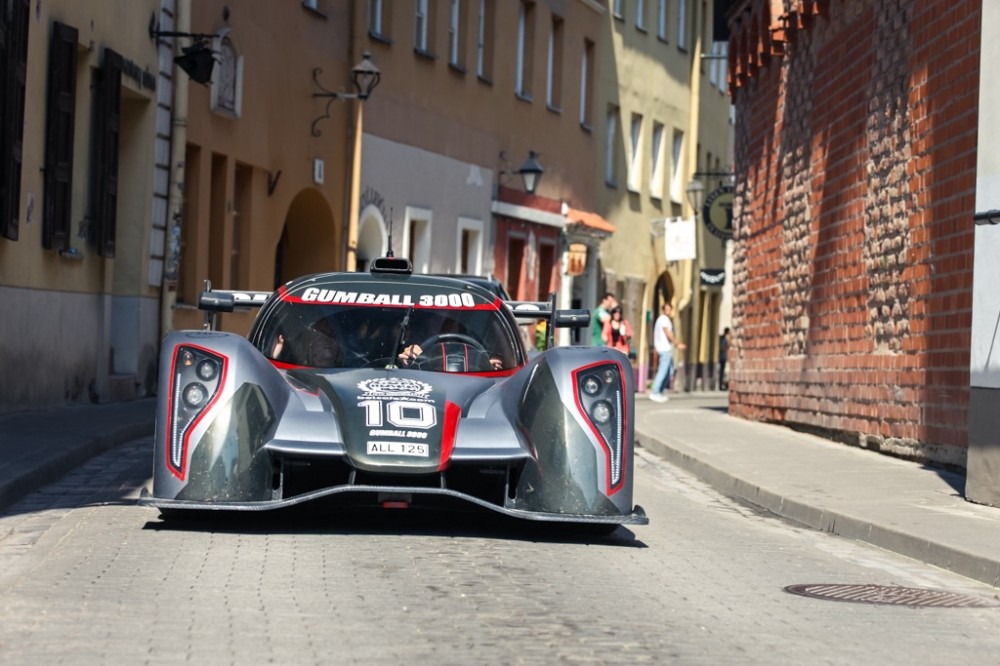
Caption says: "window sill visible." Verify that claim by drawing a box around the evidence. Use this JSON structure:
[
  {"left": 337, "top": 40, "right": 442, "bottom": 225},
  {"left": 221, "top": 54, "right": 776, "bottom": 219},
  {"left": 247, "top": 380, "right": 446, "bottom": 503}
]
[
  {"left": 448, "top": 62, "right": 467, "bottom": 75},
  {"left": 301, "top": 3, "right": 327, "bottom": 19},
  {"left": 579, "top": 122, "right": 592, "bottom": 133},
  {"left": 369, "top": 31, "right": 393, "bottom": 45},
  {"left": 515, "top": 91, "right": 533, "bottom": 104},
  {"left": 414, "top": 47, "right": 436, "bottom": 61},
  {"left": 477, "top": 74, "right": 493, "bottom": 86},
  {"left": 546, "top": 103, "right": 562, "bottom": 115}
]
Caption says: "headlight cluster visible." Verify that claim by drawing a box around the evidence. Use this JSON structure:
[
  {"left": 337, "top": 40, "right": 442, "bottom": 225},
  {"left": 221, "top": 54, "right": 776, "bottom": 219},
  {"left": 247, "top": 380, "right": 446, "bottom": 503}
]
[
  {"left": 168, "top": 345, "right": 227, "bottom": 479},
  {"left": 574, "top": 362, "right": 625, "bottom": 493}
]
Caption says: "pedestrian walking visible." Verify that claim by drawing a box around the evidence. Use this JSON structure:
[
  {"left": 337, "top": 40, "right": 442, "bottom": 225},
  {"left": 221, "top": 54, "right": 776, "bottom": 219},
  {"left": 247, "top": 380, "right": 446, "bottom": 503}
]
[
  {"left": 719, "top": 327, "right": 731, "bottom": 390},
  {"left": 591, "top": 292, "right": 617, "bottom": 346},
  {"left": 650, "top": 302, "right": 685, "bottom": 402}
]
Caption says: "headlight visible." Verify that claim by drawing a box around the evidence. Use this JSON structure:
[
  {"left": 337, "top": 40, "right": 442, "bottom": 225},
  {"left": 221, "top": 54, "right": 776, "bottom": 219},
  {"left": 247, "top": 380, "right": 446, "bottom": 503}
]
[
  {"left": 196, "top": 359, "right": 218, "bottom": 381},
  {"left": 183, "top": 382, "right": 209, "bottom": 407},
  {"left": 591, "top": 400, "right": 612, "bottom": 424},
  {"left": 574, "top": 361, "right": 627, "bottom": 494},
  {"left": 167, "top": 345, "right": 228, "bottom": 480}
]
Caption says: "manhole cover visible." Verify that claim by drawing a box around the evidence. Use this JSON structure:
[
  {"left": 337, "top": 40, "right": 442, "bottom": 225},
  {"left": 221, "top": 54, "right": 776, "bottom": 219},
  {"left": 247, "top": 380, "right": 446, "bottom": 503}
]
[{"left": 783, "top": 584, "right": 1000, "bottom": 608}]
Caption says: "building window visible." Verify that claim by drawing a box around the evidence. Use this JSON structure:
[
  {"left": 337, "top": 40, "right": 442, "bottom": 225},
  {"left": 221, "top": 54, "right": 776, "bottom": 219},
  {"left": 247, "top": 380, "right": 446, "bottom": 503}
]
[
  {"left": 677, "top": 0, "right": 687, "bottom": 51},
  {"left": 650, "top": 121, "right": 665, "bottom": 200},
  {"left": 579, "top": 38, "right": 594, "bottom": 128},
  {"left": 656, "top": 0, "right": 667, "bottom": 41},
  {"left": 636, "top": 0, "right": 646, "bottom": 31},
  {"left": 515, "top": 1, "right": 535, "bottom": 99},
  {"left": 613, "top": 0, "right": 624, "bottom": 19},
  {"left": 415, "top": 0, "right": 430, "bottom": 53},
  {"left": 369, "top": 0, "right": 392, "bottom": 40},
  {"left": 92, "top": 48, "right": 122, "bottom": 258},
  {"left": 537, "top": 240, "right": 557, "bottom": 301},
  {"left": 43, "top": 20, "right": 78, "bottom": 251},
  {"left": 605, "top": 106, "right": 620, "bottom": 186},
  {"left": 476, "top": 0, "right": 495, "bottom": 81},
  {"left": 404, "top": 207, "right": 432, "bottom": 274},
  {"left": 0, "top": 0, "right": 30, "bottom": 241},
  {"left": 628, "top": 113, "right": 643, "bottom": 193},
  {"left": 211, "top": 32, "right": 243, "bottom": 117},
  {"left": 670, "top": 129, "right": 684, "bottom": 203},
  {"left": 448, "top": 0, "right": 463, "bottom": 67},
  {"left": 546, "top": 16, "right": 563, "bottom": 110},
  {"left": 506, "top": 233, "right": 527, "bottom": 300},
  {"left": 456, "top": 217, "right": 483, "bottom": 274}
]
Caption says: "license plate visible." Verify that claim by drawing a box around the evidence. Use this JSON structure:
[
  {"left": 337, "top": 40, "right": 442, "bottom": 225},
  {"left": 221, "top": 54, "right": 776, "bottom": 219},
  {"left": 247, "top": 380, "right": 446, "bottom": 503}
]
[{"left": 367, "top": 441, "right": 429, "bottom": 457}]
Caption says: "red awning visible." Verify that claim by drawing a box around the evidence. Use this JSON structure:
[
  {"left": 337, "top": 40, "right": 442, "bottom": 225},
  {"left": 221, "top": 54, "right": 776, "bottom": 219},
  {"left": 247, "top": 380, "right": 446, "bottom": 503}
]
[{"left": 565, "top": 208, "right": 616, "bottom": 234}]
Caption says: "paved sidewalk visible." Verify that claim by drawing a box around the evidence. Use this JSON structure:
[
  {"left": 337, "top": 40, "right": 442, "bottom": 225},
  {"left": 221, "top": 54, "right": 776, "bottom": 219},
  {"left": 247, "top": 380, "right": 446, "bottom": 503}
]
[
  {"left": 2, "top": 392, "right": 1000, "bottom": 589},
  {"left": 0, "top": 398, "right": 155, "bottom": 510},
  {"left": 635, "top": 393, "right": 1000, "bottom": 588}
]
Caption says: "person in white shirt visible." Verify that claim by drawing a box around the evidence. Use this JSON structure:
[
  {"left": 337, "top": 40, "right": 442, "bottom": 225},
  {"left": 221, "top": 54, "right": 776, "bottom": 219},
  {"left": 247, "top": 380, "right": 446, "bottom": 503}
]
[{"left": 650, "top": 302, "right": 685, "bottom": 402}]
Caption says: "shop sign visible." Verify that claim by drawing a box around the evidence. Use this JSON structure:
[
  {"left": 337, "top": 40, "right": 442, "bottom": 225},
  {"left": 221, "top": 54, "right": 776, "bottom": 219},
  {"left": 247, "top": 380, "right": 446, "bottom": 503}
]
[{"left": 702, "top": 185, "right": 734, "bottom": 240}]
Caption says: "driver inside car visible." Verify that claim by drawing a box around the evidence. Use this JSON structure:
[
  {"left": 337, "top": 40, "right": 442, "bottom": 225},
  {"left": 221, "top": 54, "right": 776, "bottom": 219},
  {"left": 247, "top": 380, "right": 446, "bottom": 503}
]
[
  {"left": 398, "top": 343, "right": 504, "bottom": 371},
  {"left": 397, "top": 315, "right": 504, "bottom": 371}
]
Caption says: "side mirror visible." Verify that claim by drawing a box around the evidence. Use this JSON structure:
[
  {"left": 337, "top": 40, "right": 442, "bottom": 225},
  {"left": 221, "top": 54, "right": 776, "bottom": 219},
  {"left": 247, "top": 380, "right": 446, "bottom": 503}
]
[
  {"left": 553, "top": 309, "right": 590, "bottom": 328},
  {"left": 198, "top": 291, "right": 236, "bottom": 313}
]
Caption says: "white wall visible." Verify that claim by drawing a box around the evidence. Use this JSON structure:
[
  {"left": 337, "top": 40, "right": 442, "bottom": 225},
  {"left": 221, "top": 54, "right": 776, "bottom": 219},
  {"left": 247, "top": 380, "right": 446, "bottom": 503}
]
[
  {"left": 970, "top": 0, "right": 1000, "bottom": 388},
  {"left": 360, "top": 135, "right": 495, "bottom": 276}
]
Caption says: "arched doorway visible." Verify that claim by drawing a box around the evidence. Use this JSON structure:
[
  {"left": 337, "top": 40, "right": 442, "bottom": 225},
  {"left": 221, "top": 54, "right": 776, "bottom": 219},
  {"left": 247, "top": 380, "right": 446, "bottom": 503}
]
[
  {"left": 638, "top": 269, "right": 678, "bottom": 393},
  {"left": 356, "top": 204, "right": 388, "bottom": 272},
  {"left": 275, "top": 188, "right": 336, "bottom": 287}
]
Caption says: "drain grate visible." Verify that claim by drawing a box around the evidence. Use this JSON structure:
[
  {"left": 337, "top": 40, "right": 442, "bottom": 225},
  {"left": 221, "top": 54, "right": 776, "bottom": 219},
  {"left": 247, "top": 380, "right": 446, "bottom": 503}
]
[{"left": 783, "top": 584, "right": 1000, "bottom": 608}]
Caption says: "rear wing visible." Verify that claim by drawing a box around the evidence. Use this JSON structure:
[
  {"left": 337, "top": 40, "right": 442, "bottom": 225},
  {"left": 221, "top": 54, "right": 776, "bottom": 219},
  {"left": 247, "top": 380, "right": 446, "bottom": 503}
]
[
  {"left": 506, "top": 293, "right": 589, "bottom": 349},
  {"left": 198, "top": 280, "right": 272, "bottom": 330}
]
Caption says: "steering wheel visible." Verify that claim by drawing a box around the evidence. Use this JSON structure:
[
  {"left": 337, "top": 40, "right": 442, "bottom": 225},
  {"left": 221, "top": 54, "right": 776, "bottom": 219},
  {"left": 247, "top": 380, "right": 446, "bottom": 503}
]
[
  {"left": 418, "top": 332, "right": 487, "bottom": 352},
  {"left": 406, "top": 333, "right": 489, "bottom": 371}
]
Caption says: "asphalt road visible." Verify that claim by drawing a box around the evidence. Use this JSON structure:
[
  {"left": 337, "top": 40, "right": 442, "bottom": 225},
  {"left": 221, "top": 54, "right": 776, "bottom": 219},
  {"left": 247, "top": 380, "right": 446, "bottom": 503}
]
[{"left": 1, "top": 436, "right": 999, "bottom": 665}]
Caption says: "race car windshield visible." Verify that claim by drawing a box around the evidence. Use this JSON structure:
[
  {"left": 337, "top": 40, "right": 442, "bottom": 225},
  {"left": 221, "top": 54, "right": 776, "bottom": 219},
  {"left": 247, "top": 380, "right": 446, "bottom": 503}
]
[{"left": 258, "top": 302, "right": 522, "bottom": 373}]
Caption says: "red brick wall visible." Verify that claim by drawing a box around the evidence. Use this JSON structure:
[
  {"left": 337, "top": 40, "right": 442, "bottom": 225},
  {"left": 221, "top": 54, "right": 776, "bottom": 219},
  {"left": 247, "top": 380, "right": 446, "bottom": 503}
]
[{"left": 728, "top": 0, "right": 980, "bottom": 467}]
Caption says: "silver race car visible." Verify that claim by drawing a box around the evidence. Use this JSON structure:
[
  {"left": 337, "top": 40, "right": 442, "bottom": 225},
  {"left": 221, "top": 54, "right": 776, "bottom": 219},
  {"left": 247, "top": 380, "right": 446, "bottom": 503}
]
[{"left": 139, "top": 257, "right": 647, "bottom": 530}]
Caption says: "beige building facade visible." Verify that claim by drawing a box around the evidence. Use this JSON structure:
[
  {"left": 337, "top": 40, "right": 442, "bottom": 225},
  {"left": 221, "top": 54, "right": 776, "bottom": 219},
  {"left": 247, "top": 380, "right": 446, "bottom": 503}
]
[
  {"left": 0, "top": 0, "right": 731, "bottom": 413},
  {"left": 595, "top": 0, "right": 733, "bottom": 390},
  {"left": 0, "top": 0, "right": 168, "bottom": 411}
]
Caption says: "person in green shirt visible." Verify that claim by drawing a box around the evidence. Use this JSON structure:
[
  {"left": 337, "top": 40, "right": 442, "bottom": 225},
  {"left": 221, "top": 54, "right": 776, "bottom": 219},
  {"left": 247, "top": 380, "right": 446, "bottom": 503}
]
[{"left": 591, "top": 292, "right": 617, "bottom": 346}]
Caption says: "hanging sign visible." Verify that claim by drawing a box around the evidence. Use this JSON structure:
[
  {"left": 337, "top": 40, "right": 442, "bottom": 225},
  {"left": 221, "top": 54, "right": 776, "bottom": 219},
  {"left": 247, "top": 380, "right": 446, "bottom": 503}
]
[
  {"left": 703, "top": 185, "right": 734, "bottom": 240},
  {"left": 664, "top": 217, "right": 697, "bottom": 262}
]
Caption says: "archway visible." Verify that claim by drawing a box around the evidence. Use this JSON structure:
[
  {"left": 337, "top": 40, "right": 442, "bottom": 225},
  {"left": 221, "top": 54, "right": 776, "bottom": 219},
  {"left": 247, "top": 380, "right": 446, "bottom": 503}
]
[
  {"left": 637, "top": 269, "right": 678, "bottom": 393},
  {"left": 356, "top": 204, "right": 388, "bottom": 272},
  {"left": 275, "top": 188, "right": 337, "bottom": 287}
]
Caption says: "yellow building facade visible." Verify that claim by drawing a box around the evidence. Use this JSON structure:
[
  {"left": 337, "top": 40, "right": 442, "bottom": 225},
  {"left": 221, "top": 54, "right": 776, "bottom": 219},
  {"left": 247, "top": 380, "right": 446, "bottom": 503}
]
[{"left": 595, "top": 0, "right": 733, "bottom": 391}]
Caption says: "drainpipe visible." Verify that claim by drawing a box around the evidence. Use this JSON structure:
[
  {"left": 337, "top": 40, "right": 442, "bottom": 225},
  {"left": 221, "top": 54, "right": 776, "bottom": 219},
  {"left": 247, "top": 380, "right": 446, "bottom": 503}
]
[
  {"left": 680, "top": 4, "right": 703, "bottom": 391},
  {"left": 160, "top": 0, "right": 191, "bottom": 339}
]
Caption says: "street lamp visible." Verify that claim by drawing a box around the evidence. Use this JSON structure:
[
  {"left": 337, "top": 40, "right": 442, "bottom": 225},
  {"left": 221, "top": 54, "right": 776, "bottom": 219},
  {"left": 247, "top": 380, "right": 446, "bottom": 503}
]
[
  {"left": 148, "top": 12, "right": 220, "bottom": 85},
  {"left": 686, "top": 178, "right": 705, "bottom": 217},
  {"left": 500, "top": 150, "right": 545, "bottom": 195},
  {"left": 311, "top": 53, "right": 382, "bottom": 272},
  {"left": 311, "top": 51, "right": 381, "bottom": 137},
  {"left": 518, "top": 151, "right": 544, "bottom": 194}
]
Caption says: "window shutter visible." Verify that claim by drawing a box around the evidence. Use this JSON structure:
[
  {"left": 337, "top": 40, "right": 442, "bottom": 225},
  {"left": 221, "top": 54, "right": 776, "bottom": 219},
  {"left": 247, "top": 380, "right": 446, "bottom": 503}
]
[
  {"left": 42, "top": 21, "right": 78, "bottom": 251},
  {"left": 0, "top": 0, "right": 29, "bottom": 241},
  {"left": 94, "top": 48, "right": 121, "bottom": 258}
]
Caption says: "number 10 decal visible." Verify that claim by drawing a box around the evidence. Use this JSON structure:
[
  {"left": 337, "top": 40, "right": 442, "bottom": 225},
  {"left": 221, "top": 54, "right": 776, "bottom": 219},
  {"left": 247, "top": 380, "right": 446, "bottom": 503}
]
[{"left": 359, "top": 400, "right": 437, "bottom": 429}]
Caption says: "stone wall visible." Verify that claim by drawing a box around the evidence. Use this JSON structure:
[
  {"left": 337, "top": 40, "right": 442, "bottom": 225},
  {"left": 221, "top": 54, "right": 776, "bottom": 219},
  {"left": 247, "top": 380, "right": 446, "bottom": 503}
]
[{"left": 728, "top": 0, "right": 980, "bottom": 467}]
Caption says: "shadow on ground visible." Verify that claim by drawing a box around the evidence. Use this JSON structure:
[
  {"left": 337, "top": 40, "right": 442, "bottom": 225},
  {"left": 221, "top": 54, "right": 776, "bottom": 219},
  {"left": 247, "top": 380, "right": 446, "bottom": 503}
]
[{"left": 140, "top": 501, "right": 648, "bottom": 548}]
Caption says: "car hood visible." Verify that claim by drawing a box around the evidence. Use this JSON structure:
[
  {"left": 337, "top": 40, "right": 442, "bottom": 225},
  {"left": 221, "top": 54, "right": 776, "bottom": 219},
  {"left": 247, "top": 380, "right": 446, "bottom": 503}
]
[{"left": 288, "top": 368, "right": 495, "bottom": 473}]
